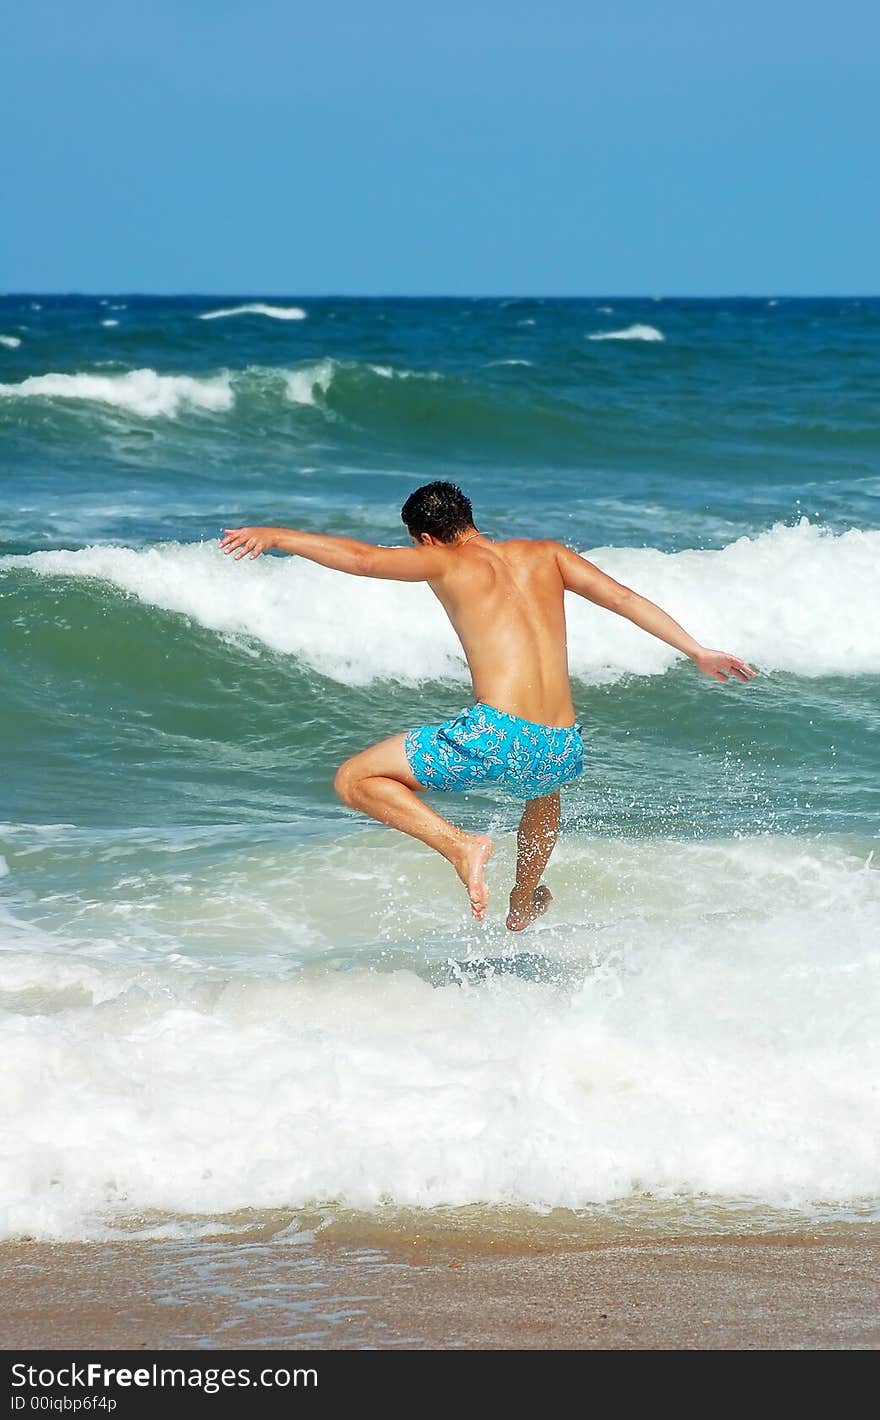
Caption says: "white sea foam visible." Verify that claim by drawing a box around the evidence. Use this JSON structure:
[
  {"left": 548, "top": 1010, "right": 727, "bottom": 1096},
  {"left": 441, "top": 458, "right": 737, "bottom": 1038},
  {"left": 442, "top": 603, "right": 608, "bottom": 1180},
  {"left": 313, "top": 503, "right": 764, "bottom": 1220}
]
[
  {"left": 0, "top": 369, "right": 233, "bottom": 418},
  {"left": 100, "top": 319, "right": 119, "bottom": 328},
  {"left": 588, "top": 324, "right": 665, "bottom": 342},
  {"left": 9, "top": 520, "right": 879, "bottom": 685},
  {"left": 281, "top": 358, "right": 439, "bottom": 405},
  {"left": 367, "top": 363, "right": 441, "bottom": 381},
  {"left": 487, "top": 358, "right": 533, "bottom": 367},
  {"left": 198, "top": 303, "right": 307, "bottom": 321},
  {"left": 284, "top": 359, "right": 336, "bottom": 406},
  {"left": 0, "top": 335, "right": 21, "bottom": 349},
  {"left": 0, "top": 832, "right": 877, "bottom": 1238}
]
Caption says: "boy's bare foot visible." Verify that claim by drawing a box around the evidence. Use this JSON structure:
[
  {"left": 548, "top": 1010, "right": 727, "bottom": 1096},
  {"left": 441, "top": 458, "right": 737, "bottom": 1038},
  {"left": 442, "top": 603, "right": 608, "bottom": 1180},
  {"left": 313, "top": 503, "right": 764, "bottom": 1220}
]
[
  {"left": 453, "top": 834, "right": 494, "bottom": 920},
  {"left": 506, "top": 883, "right": 553, "bottom": 932}
]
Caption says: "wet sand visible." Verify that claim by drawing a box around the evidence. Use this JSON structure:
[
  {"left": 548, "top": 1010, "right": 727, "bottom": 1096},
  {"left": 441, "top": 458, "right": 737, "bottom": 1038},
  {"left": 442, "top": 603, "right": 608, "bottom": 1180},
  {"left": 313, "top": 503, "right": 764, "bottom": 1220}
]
[{"left": 2, "top": 1231, "right": 878, "bottom": 1350}]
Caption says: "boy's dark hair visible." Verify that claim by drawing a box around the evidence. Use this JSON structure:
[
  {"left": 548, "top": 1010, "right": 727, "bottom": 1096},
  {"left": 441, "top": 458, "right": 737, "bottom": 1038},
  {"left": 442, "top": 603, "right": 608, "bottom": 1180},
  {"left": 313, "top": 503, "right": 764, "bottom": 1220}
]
[{"left": 401, "top": 481, "right": 475, "bottom": 543}]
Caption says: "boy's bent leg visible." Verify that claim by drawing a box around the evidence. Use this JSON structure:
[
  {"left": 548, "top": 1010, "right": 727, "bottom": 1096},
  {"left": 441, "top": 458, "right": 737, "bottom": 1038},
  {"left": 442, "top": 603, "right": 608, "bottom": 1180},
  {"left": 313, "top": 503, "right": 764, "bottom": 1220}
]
[
  {"left": 507, "top": 791, "right": 561, "bottom": 932},
  {"left": 334, "top": 733, "right": 494, "bottom": 921}
]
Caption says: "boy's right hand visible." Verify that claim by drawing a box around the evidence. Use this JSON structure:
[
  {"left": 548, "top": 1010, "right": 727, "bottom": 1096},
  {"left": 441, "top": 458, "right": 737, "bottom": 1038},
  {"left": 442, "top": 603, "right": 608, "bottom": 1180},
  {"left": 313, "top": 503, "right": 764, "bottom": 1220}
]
[{"left": 693, "top": 648, "right": 757, "bottom": 683}]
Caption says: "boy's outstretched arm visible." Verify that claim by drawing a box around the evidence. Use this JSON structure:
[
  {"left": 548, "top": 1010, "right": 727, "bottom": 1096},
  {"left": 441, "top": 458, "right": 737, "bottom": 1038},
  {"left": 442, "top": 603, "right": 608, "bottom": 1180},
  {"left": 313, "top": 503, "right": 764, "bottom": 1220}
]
[
  {"left": 556, "top": 544, "right": 756, "bottom": 683},
  {"left": 220, "top": 525, "right": 441, "bottom": 582}
]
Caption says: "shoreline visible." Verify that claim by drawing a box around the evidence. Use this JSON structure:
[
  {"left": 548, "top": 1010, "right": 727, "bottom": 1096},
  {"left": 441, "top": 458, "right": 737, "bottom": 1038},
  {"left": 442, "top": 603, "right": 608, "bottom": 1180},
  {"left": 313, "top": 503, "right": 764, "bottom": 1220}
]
[{"left": 3, "top": 1229, "right": 878, "bottom": 1350}]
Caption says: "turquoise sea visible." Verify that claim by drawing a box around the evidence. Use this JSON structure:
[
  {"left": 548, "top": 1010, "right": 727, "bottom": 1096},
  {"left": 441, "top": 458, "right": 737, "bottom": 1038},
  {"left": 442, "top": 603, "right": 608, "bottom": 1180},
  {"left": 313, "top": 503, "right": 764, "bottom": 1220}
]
[{"left": 1, "top": 295, "right": 878, "bottom": 1246}]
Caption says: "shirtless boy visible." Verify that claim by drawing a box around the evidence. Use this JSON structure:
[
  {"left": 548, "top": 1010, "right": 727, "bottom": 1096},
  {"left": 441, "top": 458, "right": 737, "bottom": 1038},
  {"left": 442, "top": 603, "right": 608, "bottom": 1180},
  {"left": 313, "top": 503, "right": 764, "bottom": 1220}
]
[{"left": 221, "top": 482, "right": 755, "bottom": 930}]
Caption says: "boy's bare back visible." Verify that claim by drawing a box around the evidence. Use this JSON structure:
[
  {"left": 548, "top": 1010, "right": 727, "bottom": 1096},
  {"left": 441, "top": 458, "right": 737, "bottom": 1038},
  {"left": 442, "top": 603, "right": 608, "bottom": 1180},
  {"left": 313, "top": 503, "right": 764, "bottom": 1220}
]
[{"left": 425, "top": 536, "right": 578, "bottom": 727}]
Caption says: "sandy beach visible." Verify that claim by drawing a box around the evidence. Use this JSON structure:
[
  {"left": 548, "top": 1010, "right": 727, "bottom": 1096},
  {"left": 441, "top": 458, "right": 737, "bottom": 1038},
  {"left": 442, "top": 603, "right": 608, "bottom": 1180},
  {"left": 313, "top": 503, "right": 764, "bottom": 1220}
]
[{"left": 3, "top": 1230, "right": 878, "bottom": 1350}]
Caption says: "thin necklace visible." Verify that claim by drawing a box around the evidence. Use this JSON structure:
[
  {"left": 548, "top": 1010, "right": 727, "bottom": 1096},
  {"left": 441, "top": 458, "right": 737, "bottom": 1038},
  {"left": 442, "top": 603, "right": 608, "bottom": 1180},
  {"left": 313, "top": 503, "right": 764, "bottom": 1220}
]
[{"left": 457, "top": 531, "right": 481, "bottom": 548}]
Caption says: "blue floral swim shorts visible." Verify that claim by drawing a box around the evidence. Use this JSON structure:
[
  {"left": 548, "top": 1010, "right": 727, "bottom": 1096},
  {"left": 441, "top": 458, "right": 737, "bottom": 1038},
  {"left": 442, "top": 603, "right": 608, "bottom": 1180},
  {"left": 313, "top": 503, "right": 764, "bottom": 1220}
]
[{"left": 404, "top": 702, "right": 584, "bottom": 800}]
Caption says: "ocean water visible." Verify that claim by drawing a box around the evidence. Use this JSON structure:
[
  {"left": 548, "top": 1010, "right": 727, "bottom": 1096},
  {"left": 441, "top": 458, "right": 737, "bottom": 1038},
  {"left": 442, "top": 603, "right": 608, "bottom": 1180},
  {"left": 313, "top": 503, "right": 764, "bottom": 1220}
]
[{"left": 1, "top": 295, "right": 878, "bottom": 1244}]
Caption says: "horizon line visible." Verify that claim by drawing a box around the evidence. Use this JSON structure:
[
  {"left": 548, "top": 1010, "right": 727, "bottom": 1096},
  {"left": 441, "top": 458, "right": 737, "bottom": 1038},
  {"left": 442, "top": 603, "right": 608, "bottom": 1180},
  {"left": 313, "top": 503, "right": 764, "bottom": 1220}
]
[{"left": 2, "top": 291, "right": 878, "bottom": 301}]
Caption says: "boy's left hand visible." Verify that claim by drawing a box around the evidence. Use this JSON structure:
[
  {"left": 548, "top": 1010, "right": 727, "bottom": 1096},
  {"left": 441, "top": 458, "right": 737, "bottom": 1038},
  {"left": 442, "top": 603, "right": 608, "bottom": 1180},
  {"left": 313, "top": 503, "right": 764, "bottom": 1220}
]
[{"left": 220, "top": 527, "right": 277, "bottom": 560}]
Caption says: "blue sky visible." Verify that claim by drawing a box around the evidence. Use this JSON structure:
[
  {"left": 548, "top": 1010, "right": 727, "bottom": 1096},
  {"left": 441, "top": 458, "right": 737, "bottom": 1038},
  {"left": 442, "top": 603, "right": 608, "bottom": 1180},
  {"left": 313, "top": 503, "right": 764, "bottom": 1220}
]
[{"left": 2, "top": 1, "right": 878, "bottom": 294}]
